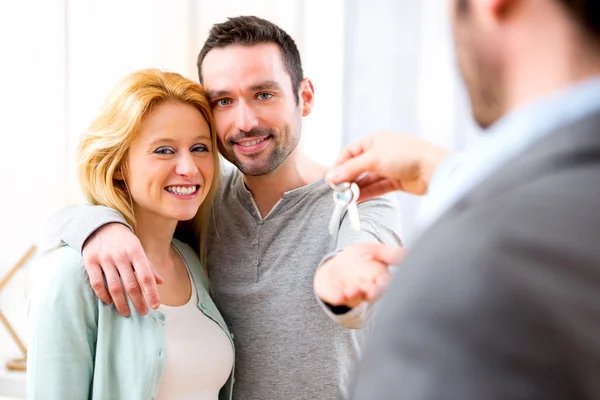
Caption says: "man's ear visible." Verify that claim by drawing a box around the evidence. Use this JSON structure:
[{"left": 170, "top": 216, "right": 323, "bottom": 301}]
[
  {"left": 489, "top": 0, "right": 518, "bottom": 20},
  {"left": 299, "top": 78, "right": 315, "bottom": 117},
  {"left": 474, "top": 0, "right": 517, "bottom": 26}
]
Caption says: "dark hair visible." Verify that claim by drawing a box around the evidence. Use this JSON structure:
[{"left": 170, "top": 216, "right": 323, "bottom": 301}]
[
  {"left": 557, "top": 1, "right": 600, "bottom": 39},
  {"left": 458, "top": 0, "right": 599, "bottom": 40},
  {"left": 197, "top": 16, "right": 304, "bottom": 104}
]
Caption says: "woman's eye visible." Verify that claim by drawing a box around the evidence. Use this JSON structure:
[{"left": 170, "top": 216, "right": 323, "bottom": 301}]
[
  {"left": 154, "top": 147, "right": 174, "bottom": 155},
  {"left": 192, "top": 144, "right": 209, "bottom": 152}
]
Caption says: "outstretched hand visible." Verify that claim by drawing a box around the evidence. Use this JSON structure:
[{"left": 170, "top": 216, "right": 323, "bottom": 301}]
[{"left": 314, "top": 242, "right": 404, "bottom": 308}]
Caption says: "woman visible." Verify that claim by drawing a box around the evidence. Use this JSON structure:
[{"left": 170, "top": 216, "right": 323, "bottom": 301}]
[{"left": 27, "top": 69, "right": 234, "bottom": 400}]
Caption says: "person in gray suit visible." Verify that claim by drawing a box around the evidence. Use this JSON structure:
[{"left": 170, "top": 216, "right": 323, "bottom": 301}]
[{"left": 315, "top": 0, "right": 600, "bottom": 398}]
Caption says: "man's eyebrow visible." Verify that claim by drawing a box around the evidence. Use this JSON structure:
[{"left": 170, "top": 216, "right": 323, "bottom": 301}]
[
  {"left": 206, "top": 81, "right": 283, "bottom": 100},
  {"left": 206, "top": 89, "right": 229, "bottom": 100},
  {"left": 249, "top": 81, "right": 283, "bottom": 92}
]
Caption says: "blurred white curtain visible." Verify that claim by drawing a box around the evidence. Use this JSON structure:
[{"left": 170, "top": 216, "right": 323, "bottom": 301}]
[{"left": 342, "top": 0, "right": 481, "bottom": 239}]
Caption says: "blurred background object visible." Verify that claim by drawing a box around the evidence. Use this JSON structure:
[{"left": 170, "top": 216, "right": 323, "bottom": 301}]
[
  {"left": 0, "top": 246, "right": 35, "bottom": 399},
  {"left": 0, "top": 1, "right": 478, "bottom": 398},
  {"left": 0, "top": 246, "right": 36, "bottom": 372}
]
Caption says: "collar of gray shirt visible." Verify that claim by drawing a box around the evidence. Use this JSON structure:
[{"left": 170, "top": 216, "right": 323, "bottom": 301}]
[{"left": 232, "top": 167, "right": 328, "bottom": 219}]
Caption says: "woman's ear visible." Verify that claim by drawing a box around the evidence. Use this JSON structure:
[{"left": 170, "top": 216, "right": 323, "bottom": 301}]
[{"left": 114, "top": 169, "right": 124, "bottom": 180}]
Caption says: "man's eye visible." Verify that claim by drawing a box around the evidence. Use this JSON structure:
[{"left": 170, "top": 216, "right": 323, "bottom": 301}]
[
  {"left": 216, "top": 99, "right": 232, "bottom": 107},
  {"left": 154, "top": 147, "right": 174, "bottom": 155},
  {"left": 257, "top": 93, "right": 273, "bottom": 100}
]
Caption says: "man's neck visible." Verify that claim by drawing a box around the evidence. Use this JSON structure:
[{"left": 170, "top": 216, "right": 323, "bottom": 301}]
[
  {"left": 507, "top": 15, "right": 600, "bottom": 112},
  {"left": 243, "top": 151, "right": 327, "bottom": 218}
]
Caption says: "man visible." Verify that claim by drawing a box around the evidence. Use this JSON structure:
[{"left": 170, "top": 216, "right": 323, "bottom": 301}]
[
  {"left": 316, "top": 1, "right": 600, "bottom": 399},
  {"left": 46, "top": 16, "right": 402, "bottom": 400}
]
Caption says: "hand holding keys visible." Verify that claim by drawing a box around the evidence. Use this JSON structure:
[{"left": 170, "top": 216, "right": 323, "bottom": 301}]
[{"left": 328, "top": 182, "right": 361, "bottom": 235}]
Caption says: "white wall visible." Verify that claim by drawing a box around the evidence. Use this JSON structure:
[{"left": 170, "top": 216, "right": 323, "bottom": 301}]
[{"left": 0, "top": 1, "right": 66, "bottom": 377}]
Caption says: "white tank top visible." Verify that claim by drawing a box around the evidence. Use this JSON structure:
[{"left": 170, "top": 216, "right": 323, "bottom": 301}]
[{"left": 156, "top": 268, "right": 234, "bottom": 400}]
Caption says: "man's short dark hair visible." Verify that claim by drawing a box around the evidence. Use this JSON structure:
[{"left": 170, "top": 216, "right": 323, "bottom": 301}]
[
  {"left": 557, "top": 0, "right": 600, "bottom": 40},
  {"left": 197, "top": 16, "right": 304, "bottom": 104}
]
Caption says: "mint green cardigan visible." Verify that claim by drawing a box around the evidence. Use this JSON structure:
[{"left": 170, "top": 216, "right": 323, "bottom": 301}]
[{"left": 27, "top": 239, "right": 234, "bottom": 400}]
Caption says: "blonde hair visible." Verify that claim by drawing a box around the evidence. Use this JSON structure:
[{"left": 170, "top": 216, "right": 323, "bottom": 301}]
[{"left": 78, "top": 69, "right": 220, "bottom": 265}]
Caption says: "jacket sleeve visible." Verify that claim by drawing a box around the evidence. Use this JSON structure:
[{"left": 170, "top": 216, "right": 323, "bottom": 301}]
[{"left": 27, "top": 247, "right": 99, "bottom": 400}]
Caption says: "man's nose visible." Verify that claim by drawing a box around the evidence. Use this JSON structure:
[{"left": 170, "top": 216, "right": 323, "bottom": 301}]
[{"left": 235, "top": 101, "right": 259, "bottom": 132}]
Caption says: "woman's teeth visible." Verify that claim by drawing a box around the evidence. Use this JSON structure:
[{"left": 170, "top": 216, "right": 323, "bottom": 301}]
[{"left": 166, "top": 186, "right": 197, "bottom": 195}]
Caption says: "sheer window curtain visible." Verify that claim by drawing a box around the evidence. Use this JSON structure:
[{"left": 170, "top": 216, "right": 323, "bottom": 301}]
[{"left": 342, "top": 0, "right": 481, "bottom": 239}]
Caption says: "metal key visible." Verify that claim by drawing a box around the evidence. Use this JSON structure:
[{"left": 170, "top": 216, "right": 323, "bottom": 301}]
[
  {"left": 346, "top": 183, "right": 361, "bottom": 232},
  {"left": 328, "top": 182, "right": 361, "bottom": 235}
]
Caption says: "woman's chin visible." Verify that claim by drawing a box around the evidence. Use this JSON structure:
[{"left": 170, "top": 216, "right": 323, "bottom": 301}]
[
  {"left": 168, "top": 208, "right": 200, "bottom": 222},
  {"left": 175, "top": 213, "right": 198, "bottom": 222}
]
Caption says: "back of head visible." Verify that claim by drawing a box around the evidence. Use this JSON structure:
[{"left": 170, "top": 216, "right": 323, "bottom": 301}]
[
  {"left": 197, "top": 15, "right": 304, "bottom": 101},
  {"left": 452, "top": 0, "right": 600, "bottom": 129},
  {"left": 557, "top": 0, "right": 600, "bottom": 43},
  {"left": 78, "top": 69, "right": 219, "bottom": 259}
]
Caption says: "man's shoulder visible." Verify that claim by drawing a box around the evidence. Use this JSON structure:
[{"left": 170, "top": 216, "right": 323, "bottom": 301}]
[
  {"left": 411, "top": 161, "right": 600, "bottom": 291},
  {"left": 217, "top": 161, "right": 239, "bottom": 189},
  {"left": 213, "top": 161, "right": 241, "bottom": 202},
  {"left": 482, "top": 161, "right": 600, "bottom": 248},
  {"left": 393, "top": 162, "right": 600, "bottom": 364}
]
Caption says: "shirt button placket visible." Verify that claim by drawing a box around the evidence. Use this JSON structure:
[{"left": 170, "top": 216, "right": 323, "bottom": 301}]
[{"left": 254, "top": 223, "right": 262, "bottom": 282}]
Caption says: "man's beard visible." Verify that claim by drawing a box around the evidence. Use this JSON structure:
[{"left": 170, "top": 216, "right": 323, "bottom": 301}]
[
  {"left": 454, "top": 0, "right": 504, "bottom": 129},
  {"left": 218, "top": 126, "right": 300, "bottom": 176}
]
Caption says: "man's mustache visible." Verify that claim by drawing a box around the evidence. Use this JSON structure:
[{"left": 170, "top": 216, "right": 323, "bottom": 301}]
[{"left": 227, "top": 127, "right": 276, "bottom": 143}]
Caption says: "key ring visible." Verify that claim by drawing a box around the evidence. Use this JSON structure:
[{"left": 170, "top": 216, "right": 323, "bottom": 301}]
[
  {"left": 329, "top": 182, "right": 351, "bottom": 192},
  {"left": 328, "top": 182, "right": 361, "bottom": 235}
]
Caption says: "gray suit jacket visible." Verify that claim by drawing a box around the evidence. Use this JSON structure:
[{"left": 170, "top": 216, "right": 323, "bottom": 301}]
[{"left": 352, "top": 111, "right": 600, "bottom": 400}]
